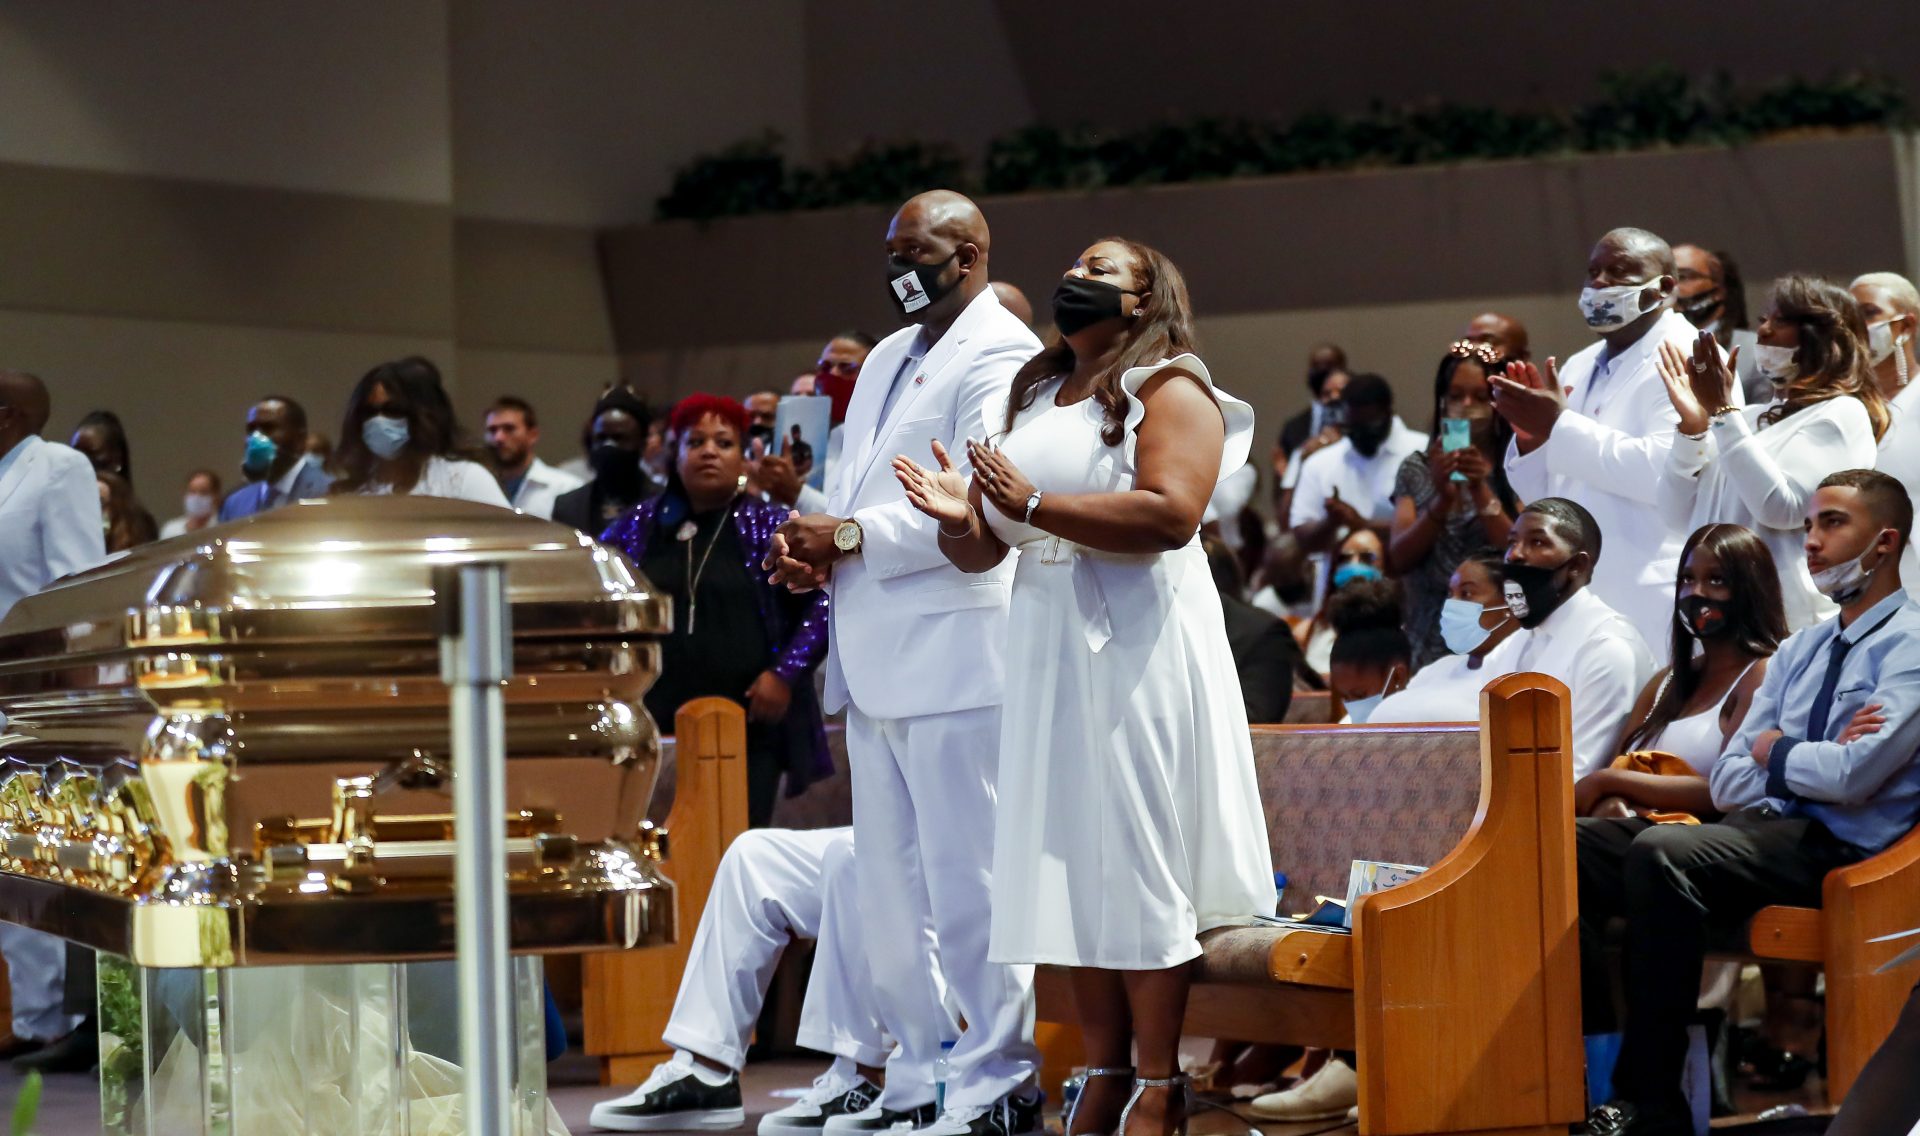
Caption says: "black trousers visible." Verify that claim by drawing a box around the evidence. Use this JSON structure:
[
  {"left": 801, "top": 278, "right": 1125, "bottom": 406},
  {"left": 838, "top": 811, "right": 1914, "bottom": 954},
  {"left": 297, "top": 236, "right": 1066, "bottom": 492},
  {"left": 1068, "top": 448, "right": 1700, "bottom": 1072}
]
[
  {"left": 1575, "top": 810, "right": 1864, "bottom": 1124},
  {"left": 1828, "top": 979, "right": 1920, "bottom": 1136}
]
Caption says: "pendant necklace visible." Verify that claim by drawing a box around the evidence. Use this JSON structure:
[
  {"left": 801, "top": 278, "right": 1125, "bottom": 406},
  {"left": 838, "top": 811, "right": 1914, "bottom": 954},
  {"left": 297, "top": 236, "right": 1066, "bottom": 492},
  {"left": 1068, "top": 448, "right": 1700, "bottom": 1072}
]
[{"left": 680, "top": 493, "right": 741, "bottom": 634}]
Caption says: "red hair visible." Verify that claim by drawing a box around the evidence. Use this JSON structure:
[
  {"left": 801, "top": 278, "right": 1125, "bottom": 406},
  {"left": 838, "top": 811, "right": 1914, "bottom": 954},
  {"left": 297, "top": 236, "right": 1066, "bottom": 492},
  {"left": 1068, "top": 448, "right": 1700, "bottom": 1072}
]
[{"left": 668, "top": 393, "right": 749, "bottom": 439}]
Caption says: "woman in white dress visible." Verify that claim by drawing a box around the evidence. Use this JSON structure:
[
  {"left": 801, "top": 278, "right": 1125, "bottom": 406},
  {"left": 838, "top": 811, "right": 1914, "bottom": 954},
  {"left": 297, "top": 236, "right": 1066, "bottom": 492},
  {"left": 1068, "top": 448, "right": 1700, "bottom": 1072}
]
[
  {"left": 1573, "top": 522, "right": 1784, "bottom": 818},
  {"left": 328, "top": 356, "right": 511, "bottom": 507},
  {"left": 1655, "top": 275, "right": 1887, "bottom": 632},
  {"left": 894, "top": 239, "right": 1275, "bottom": 1136}
]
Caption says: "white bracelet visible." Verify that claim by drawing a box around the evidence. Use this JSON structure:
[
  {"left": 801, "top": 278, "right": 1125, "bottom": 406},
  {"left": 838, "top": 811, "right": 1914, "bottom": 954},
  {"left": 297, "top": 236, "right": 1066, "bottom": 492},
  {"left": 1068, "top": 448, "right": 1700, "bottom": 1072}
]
[{"left": 940, "top": 507, "right": 975, "bottom": 539}]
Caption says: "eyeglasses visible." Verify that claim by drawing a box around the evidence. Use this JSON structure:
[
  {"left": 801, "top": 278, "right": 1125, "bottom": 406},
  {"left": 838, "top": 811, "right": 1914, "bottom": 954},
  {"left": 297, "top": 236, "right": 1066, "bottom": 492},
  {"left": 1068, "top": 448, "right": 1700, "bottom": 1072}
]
[{"left": 1447, "top": 339, "right": 1508, "bottom": 366}]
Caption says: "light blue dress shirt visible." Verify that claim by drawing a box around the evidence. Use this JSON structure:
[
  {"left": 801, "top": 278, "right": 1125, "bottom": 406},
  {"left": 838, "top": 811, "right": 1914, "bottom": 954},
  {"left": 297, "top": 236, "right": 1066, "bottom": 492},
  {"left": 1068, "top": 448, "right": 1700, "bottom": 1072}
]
[{"left": 1712, "top": 588, "right": 1920, "bottom": 852}]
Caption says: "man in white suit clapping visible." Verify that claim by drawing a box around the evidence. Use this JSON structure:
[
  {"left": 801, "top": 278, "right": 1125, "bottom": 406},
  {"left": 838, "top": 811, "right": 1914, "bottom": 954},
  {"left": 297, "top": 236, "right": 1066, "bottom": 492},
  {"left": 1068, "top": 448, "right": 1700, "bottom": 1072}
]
[
  {"left": 0, "top": 369, "right": 105, "bottom": 1070},
  {"left": 771, "top": 191, "right": 1043, "bottom": 1136}
]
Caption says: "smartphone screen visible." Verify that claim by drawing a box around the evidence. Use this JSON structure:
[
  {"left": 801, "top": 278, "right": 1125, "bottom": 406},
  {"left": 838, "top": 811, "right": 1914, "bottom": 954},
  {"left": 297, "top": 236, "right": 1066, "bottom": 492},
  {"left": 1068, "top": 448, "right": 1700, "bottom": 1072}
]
[{"left": 1441, "top": 418, "right": 1471, "bottom": 481}]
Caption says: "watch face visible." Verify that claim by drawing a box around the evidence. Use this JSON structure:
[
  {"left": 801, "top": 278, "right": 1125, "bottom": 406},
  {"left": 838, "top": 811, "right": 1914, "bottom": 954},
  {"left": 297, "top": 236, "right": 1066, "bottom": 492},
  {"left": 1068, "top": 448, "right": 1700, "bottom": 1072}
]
[{"left": 834, "top": 522, "right": 859, "bottom": 551}]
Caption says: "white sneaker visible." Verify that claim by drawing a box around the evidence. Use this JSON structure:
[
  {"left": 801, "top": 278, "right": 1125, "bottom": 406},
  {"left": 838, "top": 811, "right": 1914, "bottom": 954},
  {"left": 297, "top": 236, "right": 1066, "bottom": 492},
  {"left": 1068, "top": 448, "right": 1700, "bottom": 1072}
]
[
  {"left": 822, "top": 1101, "right": 938, "bottom": 1134},
  {"left": 589, "top": 1056, "right": 745, "bottom": 1132},
  {"left": 760, "top": 1068, "right": 883, "bottom": 1136},
  {"left": 1346, "top": 1104, "right": 1360, "bottom": 1122},
  {"left": 1246, "top": 1058, "right": 1358, "bottom": 1122},
  {"left": 909, "top": 1089, "right": 1043, "bottom": 1136}
]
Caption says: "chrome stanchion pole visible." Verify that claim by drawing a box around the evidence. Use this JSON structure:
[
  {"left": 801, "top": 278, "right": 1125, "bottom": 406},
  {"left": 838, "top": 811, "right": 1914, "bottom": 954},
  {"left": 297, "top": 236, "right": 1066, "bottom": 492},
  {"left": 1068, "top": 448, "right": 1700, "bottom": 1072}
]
[{"left": 437, "top": 562, "right": 513, "bottom": 1136}]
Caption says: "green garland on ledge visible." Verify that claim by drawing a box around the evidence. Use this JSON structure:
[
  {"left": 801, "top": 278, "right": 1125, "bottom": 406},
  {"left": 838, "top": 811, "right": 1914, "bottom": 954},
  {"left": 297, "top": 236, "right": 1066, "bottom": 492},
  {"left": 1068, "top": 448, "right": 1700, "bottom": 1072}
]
[{"left": 655, "top": 69, "right": 1909, "bottom": 222}]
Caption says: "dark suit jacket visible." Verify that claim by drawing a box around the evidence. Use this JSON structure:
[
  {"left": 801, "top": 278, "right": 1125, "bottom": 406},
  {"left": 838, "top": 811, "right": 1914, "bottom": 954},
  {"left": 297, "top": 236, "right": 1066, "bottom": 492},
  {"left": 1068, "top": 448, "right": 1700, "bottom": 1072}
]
[
  {"left": 1222, "top": 593, "right": 1301, "bottom": 724},
  {"left": 218, "top": 459, "right": 335, "bottom": 522},
  {"left": 1279, "top": 407, "right": 1314, "bottom": 458}
]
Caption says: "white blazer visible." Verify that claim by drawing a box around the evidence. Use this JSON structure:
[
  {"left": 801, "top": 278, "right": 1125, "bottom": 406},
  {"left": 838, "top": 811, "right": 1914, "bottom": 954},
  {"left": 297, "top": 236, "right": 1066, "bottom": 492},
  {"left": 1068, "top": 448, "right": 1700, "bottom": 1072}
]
[
  {"left": 0, "top": 437, "right": 106, "bottom": 625},
  {"left": 1659, "top": 396, "right": 1878, "bottom": 632},
  {"left": 1506, "top": 309, "right": 1735, "bottom": 650},
  {"left": 823, "top": 287, "right": 1041, "bottom": 721}
]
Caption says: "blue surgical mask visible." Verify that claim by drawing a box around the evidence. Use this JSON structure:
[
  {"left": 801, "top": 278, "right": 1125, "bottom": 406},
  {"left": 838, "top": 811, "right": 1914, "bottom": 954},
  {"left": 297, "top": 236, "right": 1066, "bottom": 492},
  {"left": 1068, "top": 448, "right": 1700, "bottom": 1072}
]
[
  {"left": 241, "top": 431, "right": 277, "bottom": 479},
  {"left": 362, "top": 415, "right": 411, "bottom": 460},
  {"left": 1440, "top": 597, "right": 1509, "bottom": 656},
  {"left": 1332, "top": 561, "right": 1381, "bottom": 590},
  {"left": 1344, "top": 665, "right": 1401, "bottom": 725}
]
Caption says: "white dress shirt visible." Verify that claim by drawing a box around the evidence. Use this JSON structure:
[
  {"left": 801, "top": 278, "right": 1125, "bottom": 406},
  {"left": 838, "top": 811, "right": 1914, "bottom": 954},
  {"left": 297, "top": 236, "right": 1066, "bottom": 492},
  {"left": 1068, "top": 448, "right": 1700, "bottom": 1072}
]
[
  {"left": 1660, "top": 396, "right": 1878, "bottom": 632},
  {"left": 0, "top": 437, "right": 105, "bottom": 624},
  {"left": 1506, "top": 309, "right": 1734, "bottom": 650},
  {"left": 1507, "top": 586, "right": 1657, "bottom": 778},
  {"left": 1287, "top": 417, "right": 1428, "bottom": 530},
  {"left": 1368, "top": 631, "right": 1527, "bottom": 724},
  {"left": 1878, "top": 381, "right": 1920, "bottom": 585},
  {"left": 507, "top": 456, "right": 585, "bottom": 520},
  {"left": 363, "top": 457, "right": 512, "bottom": 508}
]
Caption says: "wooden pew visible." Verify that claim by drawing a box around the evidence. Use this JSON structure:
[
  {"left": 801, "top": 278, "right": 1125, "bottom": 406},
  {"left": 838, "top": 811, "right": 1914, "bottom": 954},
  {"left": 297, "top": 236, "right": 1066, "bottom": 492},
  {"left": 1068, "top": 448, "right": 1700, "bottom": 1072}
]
[
  {"left": 1036, "top": 672, "right": 1583, "bottom": 1136},
  {"left": 1733, "top": 824, "right": 1920, "bottom": 1101}
]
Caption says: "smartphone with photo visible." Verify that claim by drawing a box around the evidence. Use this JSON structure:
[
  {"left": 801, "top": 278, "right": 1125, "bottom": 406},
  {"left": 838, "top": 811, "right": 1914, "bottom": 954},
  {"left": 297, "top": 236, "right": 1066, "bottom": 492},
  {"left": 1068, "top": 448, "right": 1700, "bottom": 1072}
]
[
  {"left": 773, "top": 396, "right": 833, "bottom": 490},
  {"left": 1440, "top": 417, "right": 1471, "bottom": 481}
]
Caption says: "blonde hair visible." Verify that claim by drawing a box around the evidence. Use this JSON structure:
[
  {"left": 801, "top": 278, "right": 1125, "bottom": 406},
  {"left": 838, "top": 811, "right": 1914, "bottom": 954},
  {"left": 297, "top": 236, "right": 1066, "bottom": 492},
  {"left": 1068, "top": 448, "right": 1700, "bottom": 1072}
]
[{"left": 1851, "top": 272, "right": 1920, "bottom": 318}]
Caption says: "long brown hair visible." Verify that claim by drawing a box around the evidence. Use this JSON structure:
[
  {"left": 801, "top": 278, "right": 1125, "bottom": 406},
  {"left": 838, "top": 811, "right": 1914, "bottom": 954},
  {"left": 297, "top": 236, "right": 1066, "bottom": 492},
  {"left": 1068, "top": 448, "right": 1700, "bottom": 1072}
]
[
  {"left": 1759, "top": 274, "right": 1891, "bottom": 440},
  {"left": 1621, "top": 523, "right": 1786, "bottom": 752},
  {"left": 1004, "top": 238, "right": 1197, "bottom": 446}
]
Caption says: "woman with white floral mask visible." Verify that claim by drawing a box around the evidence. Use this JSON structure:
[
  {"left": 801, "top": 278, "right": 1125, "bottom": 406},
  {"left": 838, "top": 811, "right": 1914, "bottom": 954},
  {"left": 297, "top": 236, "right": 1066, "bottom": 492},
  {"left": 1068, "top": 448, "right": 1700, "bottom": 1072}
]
[
  {"left": 159, "top": 469, "right": 222, "bottom": 539},
  {"left": 1655, "top": 274, "right": 1889, "bottom": 632}
]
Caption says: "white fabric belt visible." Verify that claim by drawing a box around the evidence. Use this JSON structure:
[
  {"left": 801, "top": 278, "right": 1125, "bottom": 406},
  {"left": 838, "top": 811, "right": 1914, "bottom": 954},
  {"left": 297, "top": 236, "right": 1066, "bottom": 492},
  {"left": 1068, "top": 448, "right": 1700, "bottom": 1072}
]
[{"left": 1015, "top": 535, "right": 1127, "bottom": 654}]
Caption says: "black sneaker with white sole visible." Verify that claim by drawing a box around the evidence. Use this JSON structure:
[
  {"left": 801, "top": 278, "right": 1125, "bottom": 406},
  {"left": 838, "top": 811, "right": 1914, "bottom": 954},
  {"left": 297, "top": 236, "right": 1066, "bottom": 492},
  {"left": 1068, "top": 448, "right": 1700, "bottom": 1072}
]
[
  {"left": 820, "top": 1101, "right": 938, "bottom": 1134},
  {"left": 910, "top": 1088, "right": 1042, "bottom": 1136},
  {"left": 589, "top": 1057, "right": 745, "bottom": 1132},
  {"left": 759, "top": 1067, "right": 881, "bottom": 1136}
]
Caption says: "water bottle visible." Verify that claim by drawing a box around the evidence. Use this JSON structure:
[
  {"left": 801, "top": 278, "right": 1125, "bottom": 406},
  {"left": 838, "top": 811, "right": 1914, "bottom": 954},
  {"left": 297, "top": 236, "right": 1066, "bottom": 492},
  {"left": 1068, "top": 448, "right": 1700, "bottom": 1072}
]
[
  {"left": 1273, "top": 870, "right": 1289, "bottom": 915},
  {"left": 934, "top": 1040, "right": 956, "bottom": 1112}
]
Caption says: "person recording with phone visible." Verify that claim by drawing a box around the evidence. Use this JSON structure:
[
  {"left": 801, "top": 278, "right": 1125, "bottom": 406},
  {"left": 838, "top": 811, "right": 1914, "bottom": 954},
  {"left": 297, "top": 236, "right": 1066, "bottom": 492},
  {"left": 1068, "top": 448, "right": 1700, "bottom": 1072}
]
[{"left": 1387, "top": 341, "right": 1519, "bottom": 668}]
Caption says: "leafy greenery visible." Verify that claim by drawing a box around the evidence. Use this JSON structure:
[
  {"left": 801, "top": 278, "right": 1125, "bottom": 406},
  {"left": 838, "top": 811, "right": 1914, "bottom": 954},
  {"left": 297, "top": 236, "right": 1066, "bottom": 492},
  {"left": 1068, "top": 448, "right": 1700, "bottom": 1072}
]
[
  {"left": 657, "top": 69, "right": 1911, "bottom": 221},
  {"left": 9, "top": 1071, "right": 39, "bottom": 1136}
]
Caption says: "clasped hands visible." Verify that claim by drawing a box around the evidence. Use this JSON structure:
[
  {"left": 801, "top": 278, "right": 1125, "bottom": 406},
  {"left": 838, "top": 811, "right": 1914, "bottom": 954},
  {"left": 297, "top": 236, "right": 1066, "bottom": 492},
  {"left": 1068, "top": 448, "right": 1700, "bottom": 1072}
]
[{"left": 764, "top": 439, "right": 1036, "bottom": 592}]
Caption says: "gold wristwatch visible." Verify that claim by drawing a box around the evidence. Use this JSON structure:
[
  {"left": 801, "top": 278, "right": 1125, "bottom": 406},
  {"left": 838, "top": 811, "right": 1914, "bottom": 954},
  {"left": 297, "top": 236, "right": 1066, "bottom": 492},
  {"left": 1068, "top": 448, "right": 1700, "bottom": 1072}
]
[{"left": 832, "top": 519, "right": 863, "bottom": 554}]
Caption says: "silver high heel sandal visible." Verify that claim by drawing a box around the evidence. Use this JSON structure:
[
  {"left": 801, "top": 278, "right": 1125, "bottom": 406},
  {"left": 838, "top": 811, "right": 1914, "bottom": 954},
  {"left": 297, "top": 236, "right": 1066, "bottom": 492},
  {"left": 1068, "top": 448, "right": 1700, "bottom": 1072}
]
[
  {"left": 1116, "top": 1073, "right": 1189, "bottom": 1136},
  {"left": 1066, "top": 1067, "right": 1135, "bottom": 1136}
]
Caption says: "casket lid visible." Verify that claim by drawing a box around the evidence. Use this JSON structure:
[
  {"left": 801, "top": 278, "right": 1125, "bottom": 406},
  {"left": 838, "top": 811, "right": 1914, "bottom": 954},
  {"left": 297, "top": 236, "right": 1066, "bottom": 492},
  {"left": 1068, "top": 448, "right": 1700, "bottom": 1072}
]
[{"left": 0, "top": 496, "right": 667, "bottom": 664}]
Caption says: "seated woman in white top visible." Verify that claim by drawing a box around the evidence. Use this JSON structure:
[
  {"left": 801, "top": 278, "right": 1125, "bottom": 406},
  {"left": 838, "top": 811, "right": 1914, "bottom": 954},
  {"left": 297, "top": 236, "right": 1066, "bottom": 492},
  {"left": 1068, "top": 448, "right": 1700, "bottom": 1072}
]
[
  {"left": 1656, "top": 275, "right": 1888, "bottom": 632},
  {"left": 1368, "top": 549, "right": 1525, "bottom": 724},
  {"left": 328, "top": 356, "right": 511, "bottom": 508},
  {"left": 1574, "top": 522, "right": 1785, "bottom": 818},
  {"left": 1323, "top": 577, "right": 1412, "bottom": 723}
]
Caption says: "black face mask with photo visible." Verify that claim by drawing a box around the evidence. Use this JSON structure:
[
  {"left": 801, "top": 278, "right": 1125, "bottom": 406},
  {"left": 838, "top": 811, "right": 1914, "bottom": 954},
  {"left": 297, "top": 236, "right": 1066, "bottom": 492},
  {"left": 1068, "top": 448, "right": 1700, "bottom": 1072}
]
[
  {"left": 1501, "top": 557, "right": 1575, "bottom": 629},
  {"left": 886, "top": 251, "right": 959, "bottom": 321}
]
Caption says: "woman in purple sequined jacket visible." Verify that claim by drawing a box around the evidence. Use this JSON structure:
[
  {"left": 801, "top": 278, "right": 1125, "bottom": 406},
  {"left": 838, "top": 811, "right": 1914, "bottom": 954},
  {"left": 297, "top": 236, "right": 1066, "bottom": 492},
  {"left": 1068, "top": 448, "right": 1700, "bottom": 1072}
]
[{"left": 601, "top": 394, "right": 831, "bottom": 826}]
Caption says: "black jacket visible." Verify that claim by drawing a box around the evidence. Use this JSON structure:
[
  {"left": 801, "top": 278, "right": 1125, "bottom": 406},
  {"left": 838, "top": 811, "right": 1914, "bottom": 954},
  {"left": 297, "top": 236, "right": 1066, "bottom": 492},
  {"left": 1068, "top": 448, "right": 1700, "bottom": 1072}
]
[{"left": 1222, "top": 593, "right": 1302, "bottom": 724}]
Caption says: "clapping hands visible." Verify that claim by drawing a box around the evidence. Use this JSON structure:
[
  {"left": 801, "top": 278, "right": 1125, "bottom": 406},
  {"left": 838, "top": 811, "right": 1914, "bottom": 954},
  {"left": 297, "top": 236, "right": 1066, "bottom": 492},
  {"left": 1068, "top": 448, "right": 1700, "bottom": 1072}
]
[{"left": 1655, "top": 331, "right": 1739, "bottom": 436}]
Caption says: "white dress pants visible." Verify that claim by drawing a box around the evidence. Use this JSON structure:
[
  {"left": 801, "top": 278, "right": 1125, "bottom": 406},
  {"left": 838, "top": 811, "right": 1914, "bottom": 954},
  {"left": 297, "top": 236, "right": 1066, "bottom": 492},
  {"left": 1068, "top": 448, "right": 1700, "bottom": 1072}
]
[
  {"left": 0, "top": 925, "right": 81, "bottom": 1041},
  {"left": 661, "top": 827, "right": 887, "bottom": 1071},
  {"left": 848, "top": 704, "right": 1036, "bottom": 1111}
]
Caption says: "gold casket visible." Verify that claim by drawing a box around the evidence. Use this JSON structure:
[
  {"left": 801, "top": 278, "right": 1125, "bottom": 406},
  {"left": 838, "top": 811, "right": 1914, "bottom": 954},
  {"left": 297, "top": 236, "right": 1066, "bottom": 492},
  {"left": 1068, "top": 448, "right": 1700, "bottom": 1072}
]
[{"left": 0, "top": 495, "right": 674, "bottom": 967}]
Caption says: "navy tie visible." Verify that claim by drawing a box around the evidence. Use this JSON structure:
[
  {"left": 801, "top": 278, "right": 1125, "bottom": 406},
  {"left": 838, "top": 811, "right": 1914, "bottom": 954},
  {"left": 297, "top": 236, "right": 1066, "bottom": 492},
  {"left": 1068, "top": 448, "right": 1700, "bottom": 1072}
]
[{"left": 1804, "top": 632, "right": 1854, "bottom": 743}]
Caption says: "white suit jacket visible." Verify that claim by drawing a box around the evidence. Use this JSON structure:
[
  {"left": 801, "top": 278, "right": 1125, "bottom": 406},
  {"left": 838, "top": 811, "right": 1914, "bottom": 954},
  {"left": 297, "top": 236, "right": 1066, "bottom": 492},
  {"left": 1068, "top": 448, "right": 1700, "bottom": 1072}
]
[
  {"left": 823, "top": 288, "right": 1040, "bottom": 721},
  {"left": 510, "top": 457, "right": 585, "bottom": 520},
  {"left": 0, "top": 437, "right": 106, "bottom": 624},
  {"left": 1506, "top": 309, "right": 1735, "bottom": 649}
]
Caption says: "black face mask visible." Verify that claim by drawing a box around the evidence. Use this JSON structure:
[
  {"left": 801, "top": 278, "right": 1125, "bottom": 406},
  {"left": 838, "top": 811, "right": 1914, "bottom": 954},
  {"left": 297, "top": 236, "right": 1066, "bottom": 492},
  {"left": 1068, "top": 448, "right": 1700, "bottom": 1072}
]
[
  {"left": 1050, "top": 276, "right": 1137, "bottom": 337},
  {"left": 1347, "top": 419, "right": 1391, "bottom": 458},
  {"left": 1677, "top": 288, "right": 1723, "bottom": 328},
  {"left": 886, "top": 251, "right": 960, "bottom": 321},
  {"left": 1677, "top": 594, "right": 1731, "bottom": 639},
  {"left": 591, "top": 443, "right": 645, "bottom": 498},
  {"left": 1501, "top": 556, "right": 1576, "bottom": 629}
]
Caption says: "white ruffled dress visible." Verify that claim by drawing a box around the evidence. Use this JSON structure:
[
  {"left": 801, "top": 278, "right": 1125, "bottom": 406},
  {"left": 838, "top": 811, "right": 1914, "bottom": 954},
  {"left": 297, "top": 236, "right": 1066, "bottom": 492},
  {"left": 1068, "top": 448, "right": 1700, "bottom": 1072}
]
[{"left": 983, "top": 354, "right": 1277, "bottom": 968}]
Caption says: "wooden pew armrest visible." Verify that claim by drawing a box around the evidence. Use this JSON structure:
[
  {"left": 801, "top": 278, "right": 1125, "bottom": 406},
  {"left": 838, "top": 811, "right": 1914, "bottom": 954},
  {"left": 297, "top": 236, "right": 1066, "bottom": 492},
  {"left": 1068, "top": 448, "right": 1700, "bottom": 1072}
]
[{"left": 1747, "top": 906, "right": 1824, "bottom": 962}]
